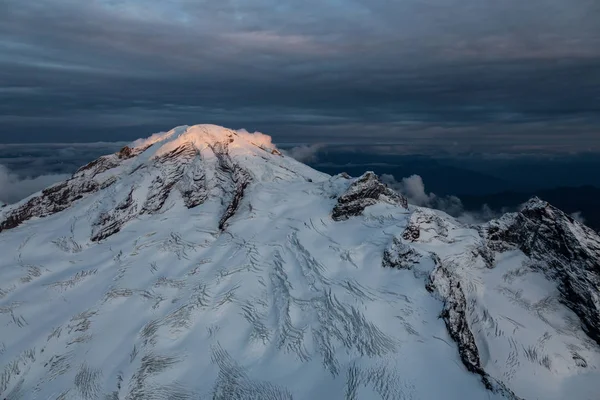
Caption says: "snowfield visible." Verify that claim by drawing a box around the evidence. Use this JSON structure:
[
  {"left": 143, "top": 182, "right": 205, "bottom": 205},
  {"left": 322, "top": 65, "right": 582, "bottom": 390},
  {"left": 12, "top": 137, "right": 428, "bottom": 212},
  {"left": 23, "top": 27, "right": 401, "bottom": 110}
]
[{"left": 1, "top": 125, "right": 599, "bottom": 399}]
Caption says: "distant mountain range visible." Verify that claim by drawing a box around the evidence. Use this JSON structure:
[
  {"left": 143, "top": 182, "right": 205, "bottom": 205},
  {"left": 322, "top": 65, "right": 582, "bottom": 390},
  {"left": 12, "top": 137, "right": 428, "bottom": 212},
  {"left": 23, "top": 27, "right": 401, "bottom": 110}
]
[
  {"left": 459, "top": 186, "right": 600, "bottom": 232},
  {"left": 311, "top": 156, "right": 514, "bottom": 196},
  {"left": 310, "top": 152, "right": 600, "bottom": 197},
  {"left": 310, "top": 153, "right": 600, "bottom": 232}
]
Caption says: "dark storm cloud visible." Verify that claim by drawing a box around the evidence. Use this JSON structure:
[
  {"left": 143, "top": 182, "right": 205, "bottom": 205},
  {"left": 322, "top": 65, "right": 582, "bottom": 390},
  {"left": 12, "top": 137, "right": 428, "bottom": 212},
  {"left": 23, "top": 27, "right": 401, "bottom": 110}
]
[{"left": 1, "top": 0, "right": 599, "bottom": 151}]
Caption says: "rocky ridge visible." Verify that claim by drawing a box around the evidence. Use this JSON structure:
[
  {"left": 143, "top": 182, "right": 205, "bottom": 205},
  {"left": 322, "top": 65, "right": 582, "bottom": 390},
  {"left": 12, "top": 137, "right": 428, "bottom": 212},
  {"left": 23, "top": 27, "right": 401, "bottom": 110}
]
[{"left": 485, "top": 198, "right": 600, "bottom": 345}]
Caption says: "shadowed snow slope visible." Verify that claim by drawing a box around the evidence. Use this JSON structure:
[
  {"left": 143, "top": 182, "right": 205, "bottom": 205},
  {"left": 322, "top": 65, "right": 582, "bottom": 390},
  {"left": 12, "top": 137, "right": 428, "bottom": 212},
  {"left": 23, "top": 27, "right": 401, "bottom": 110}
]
[{"left": 0, "top": 125, "right": 599, "bottom": 400}]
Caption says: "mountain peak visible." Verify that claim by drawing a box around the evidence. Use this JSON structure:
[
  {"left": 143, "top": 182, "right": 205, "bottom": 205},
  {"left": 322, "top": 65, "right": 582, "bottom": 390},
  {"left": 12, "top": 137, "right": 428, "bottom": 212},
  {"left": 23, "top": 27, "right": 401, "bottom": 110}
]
[
  {"left": 2, "top": 126, "right": 600, "bottom": 400},
  {"left": 131, "top": 124, "right": 280, "bottom": 158},
  {"left": 0, "top": 124, "right": 325, "bottom": 238},
  {"left": 520, "top": 196, "right": 548, "bottom": 211},
  {"left": 486, "top": 196, "right": 600, "bottom": 345}
]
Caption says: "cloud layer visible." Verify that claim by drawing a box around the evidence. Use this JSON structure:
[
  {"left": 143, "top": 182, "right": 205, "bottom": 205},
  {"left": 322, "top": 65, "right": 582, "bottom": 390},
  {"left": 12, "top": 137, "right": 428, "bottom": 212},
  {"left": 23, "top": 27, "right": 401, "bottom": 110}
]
[
  {"left": 283, "top": 144, "right": 326, "bottom": 163},
  {"left": 0, "top": 142, "right": 125, "bottom": 204},
  {"left": 1, "top": 0, "right": 599, "bottom": 151},
  {"left": 381, "top": 173, "right": 502, "bottom": 223},
  {"left": 0, "top": 164, "right": 69, "bottom": 204}
]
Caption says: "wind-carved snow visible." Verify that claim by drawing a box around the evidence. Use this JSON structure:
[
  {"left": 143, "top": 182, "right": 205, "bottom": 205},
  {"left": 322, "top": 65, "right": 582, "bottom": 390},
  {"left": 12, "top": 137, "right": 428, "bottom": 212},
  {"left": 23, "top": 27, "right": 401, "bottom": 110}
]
[{"left": 1, "top": 125, "right": 600, "bottom": 399}]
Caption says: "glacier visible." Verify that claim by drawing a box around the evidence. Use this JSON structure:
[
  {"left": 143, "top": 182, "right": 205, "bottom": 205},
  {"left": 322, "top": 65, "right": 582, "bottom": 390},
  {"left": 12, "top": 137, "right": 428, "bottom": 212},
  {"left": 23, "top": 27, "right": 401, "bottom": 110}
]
[{"left": 0, "top": 124, "right": 599, "bottom": 399}]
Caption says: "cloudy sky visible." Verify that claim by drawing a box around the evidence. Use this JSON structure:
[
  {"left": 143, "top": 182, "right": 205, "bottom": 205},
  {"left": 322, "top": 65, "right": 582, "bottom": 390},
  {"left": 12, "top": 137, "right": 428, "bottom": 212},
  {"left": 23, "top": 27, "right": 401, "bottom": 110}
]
[{"left": 1, "top": 0, "right": 599, "bottom": 152}]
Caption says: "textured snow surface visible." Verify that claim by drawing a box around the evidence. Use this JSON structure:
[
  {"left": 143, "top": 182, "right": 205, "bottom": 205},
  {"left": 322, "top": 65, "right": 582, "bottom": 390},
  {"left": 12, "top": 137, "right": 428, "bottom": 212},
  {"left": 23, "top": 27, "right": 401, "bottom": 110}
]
[{"left": 1, "top": 125, "right": 599, "bottom": 399}]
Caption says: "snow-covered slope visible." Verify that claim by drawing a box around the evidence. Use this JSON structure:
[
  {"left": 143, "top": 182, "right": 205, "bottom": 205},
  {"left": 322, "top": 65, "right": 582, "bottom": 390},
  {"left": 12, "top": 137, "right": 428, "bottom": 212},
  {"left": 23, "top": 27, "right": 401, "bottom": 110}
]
[{"left": 1, "top": 125, "right": 599, "bottom": 400}]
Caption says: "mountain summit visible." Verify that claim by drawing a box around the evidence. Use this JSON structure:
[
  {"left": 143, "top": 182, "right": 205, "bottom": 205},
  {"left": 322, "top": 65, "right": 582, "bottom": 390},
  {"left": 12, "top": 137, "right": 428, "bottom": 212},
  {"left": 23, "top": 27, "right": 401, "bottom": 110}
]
[
  {"left": 1, "top": 125, "right": 599, "bottom": 400},
  {"left": 0, "top": 125, "right": 325, "bottom": 239}
]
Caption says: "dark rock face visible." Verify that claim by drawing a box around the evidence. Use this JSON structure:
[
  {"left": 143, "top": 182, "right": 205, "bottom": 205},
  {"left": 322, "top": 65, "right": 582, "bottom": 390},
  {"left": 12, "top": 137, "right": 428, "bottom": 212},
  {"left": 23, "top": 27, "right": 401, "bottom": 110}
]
[
  {"left": 142, "top": 175, "right": 177, "bottom": 214},
  {"left": 142, "top": 142, "right": 206, "bottom": 214},
  {"left": 117, "top": 145, "right": 133, "bottom": 159},
  {"left": 76, "top": 145, "right": 147, "bottom": 177},
  {"left": 0, "top": 130, "right": 259, "bottom": 241},
  {"left": 91, "top": 142, "right": 210, "bottom": 241},
  {"left": 332, "top": 172, "right": 408, "bottom": 221},
  {"left": 210, "top": 142, "right": 252, "bottom": 230},
  {"left": 486, "top": 197, "right": 600, "bottom": 346},
  {"left": 0, "top": 177, "right": 101, "bottom": 233},
  {"left": 402, "top": 225, "right": 420, "bottom": 242},
  {"left": 180, "top": 162, "right": 208, "bottom": 209},
  {"left": 427, "top": 256, "right": 521, "bottom": 399},
  {"left": 475, "top": 242, "right": 496, "bottom": 269},
  {"left": 75, "top": 156, "right": 119, "bottom": 177},
  {"left": 401, "top": 210, "right": 451, "bottom": 243},
  {"left": 427, "top": 259, "right": 483, "bottom": 375},
  {"left": 382, "top": 237, "right": 421, "bottom": 269},
  {"left": 91, "top": 187, "right": 137, "bottom": 241},
  {"left": 218, "top": 175, "right": 250, "bottom": 231},
  {"left": 0, "top": 145, "right": 155, "bottom": 234}
]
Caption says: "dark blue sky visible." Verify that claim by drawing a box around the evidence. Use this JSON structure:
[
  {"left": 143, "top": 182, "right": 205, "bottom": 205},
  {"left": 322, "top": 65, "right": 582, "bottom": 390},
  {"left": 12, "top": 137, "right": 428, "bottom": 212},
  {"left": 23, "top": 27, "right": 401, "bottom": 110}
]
[{"left": 1, "top": 0, "right": 599, "bottom": 152}]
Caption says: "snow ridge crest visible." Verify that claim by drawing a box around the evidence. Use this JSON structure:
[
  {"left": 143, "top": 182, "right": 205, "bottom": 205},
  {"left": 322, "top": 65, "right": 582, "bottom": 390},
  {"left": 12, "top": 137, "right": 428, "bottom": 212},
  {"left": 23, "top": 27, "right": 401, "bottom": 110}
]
[{"left": 0, "top": 124, "right": 323, "bottom": 238}]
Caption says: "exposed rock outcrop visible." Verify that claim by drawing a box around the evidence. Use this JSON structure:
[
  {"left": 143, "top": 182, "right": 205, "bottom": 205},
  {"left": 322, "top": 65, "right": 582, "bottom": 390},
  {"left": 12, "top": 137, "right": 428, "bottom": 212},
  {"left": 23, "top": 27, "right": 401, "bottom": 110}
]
[
  {"left": 485, "top": 197, "right": 600, "bottom": 345},
  {"left": 1, "top": 177, "right": 102, "bottom": 233},
  {"left": 427, "top": 256, "right": 522, "bottom": 399},
  {"left": 332, "top": 172, "right": 407, "bottom": 221},
  {"left": 402, "top": 210, "right": 451, "bottom": 243},
  {"left": 0, "top": 145, "right": 156, "bottom": 234},
  {"left": 91, "top": 187, "right": 138, "bottom": 241},
  {"left": 210, "top": 142, "right": 252, "bottom": 230},
  {"left": 0, "top": 126, "right": 283, "bottom": 240},
  {"left": 382, "top": 237, "right": 421, "bottom": 269}
]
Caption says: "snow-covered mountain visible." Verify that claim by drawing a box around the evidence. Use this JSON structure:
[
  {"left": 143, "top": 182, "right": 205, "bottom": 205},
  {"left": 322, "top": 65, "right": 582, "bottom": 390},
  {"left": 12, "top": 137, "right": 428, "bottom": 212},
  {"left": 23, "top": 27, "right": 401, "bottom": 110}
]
[{"left": 1, "top": 124, "right": 599, "bottom": 400}]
